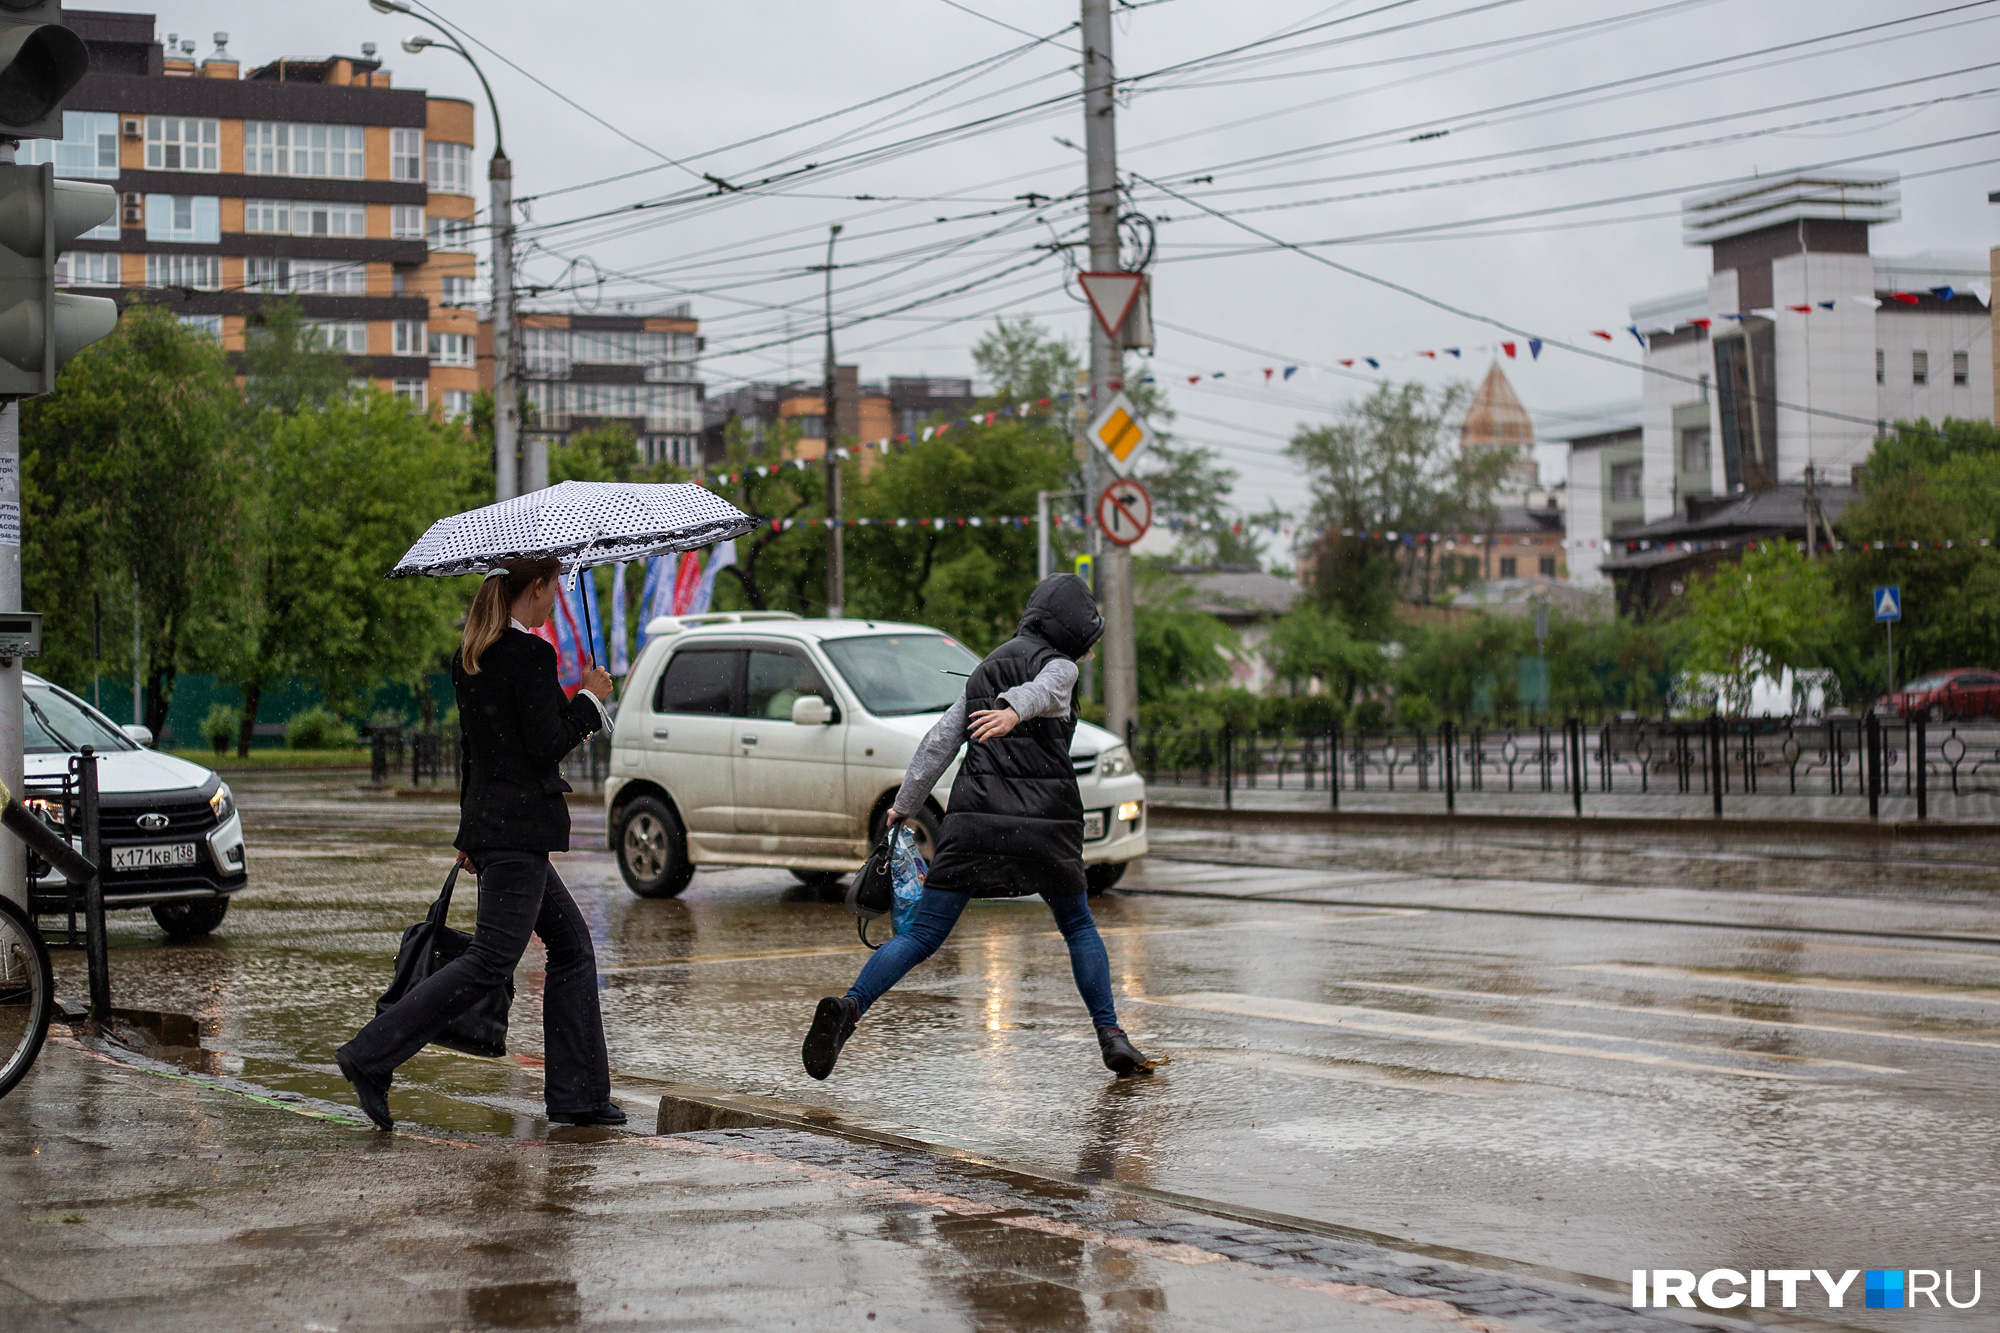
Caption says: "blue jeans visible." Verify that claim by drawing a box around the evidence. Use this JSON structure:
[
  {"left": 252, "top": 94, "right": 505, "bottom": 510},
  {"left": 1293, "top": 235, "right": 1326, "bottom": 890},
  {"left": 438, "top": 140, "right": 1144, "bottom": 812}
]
[{"left": 846, "top": 888, "right": 1118, "bottom": 1029}]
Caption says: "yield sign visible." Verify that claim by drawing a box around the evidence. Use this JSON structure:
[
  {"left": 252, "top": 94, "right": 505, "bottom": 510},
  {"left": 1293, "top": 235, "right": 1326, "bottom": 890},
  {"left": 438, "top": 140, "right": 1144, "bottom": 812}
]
[
  {"left": 1086, "top": 390, "right": 1156, "bottom": 476},
  {"left": 1097, "top": 478, "right": 1152, "bottom": 547},
  {"left": 1078, "top": 271, "right": 1146, "bottom": 339}
]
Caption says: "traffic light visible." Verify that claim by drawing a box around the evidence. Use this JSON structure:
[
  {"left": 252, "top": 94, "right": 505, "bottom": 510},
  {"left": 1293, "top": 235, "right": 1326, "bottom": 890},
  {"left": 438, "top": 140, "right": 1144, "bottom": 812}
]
[
  {"left": 0, "top": 2, "right": 87, "bottom": 140},
  {"left": 0, "top": 163, "right": 116, "bottom": 395}
]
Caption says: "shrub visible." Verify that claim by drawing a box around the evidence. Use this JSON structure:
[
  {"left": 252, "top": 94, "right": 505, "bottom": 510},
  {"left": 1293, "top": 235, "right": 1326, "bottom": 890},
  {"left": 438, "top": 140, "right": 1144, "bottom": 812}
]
[
  {"left": 200, "top": 704, "right": 238, "bottom": 755},
  {"left": 285, "top": 705, "right": 356, "bottom": 750}
]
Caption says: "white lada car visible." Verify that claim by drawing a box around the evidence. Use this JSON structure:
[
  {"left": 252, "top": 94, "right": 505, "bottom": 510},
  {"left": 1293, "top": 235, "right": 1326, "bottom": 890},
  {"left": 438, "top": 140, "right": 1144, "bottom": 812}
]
[{"left": 604, "top": 612, "right": 1147, "bottom": 899}]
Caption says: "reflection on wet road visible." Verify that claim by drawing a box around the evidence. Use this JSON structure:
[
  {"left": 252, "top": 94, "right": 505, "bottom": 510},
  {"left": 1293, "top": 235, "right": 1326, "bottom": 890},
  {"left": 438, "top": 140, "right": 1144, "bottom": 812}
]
[{"left": 54, "top": 772, "right": 2000, "bottom": 1297}]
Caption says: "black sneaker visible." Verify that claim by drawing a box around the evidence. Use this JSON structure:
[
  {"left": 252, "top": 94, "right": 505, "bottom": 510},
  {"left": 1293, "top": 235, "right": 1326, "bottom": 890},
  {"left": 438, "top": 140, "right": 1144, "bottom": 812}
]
[
  {"left": 547, "top": 1105, "right": 628, "bottom": 1127},
  {"left": 335, "top": 1050, "right": 394, "bottom": 1131},
  {"left": 1097, "top": 1026, "right": 1151, "bottom": 1076},
  {"left": 802, "top": 996, "right": 859, "bottom": 1080}
]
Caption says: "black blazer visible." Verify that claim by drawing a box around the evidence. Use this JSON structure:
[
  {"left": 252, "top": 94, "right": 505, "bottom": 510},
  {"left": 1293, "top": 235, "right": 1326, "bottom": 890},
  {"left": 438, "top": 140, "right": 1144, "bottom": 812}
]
[{"left": 453, "top": 629, "right": 602, "bottom": 853}]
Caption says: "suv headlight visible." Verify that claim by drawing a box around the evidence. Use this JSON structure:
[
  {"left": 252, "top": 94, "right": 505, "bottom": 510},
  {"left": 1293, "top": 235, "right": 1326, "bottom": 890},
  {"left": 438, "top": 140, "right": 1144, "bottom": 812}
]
[
  {"left": 210, "top": 782, "right": 235, "bottom": 822},
  {"left": 1098, "top": 749, "right": 1133, "bottom": 779}
]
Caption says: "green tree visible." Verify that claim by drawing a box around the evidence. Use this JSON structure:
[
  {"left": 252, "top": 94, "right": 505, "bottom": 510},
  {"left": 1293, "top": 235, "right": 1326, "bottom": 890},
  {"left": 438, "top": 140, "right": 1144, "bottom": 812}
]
[
  {"left": 550, "top": 421, "right": 689, "bottom": 484},
  {"left": 973, "top": 315, "right": 1080, "bottom": 404},
  {"left": 1682, "top": 542, "right": 1836, "bottom": 714},
  {"left": 1289, "top": 380, "right": 1510, "bottom": 622},
  {"left": 1830, "top": 418, "right": 2000, "bottom": 692},
  {"left": 215, "top": 391, "right": 482, "bottom": 750},
  {"left": 1133, "top": 564, "right": 1238, "bottom": 706},
  {"left": 241, "top": 298, "right": 351, "bottom": 416},
  {"left": 22, "top": 303, "right": 240, "bottom": 732},
  {"left": 1261, "top": 602, "right": 1380, "bottom": 706}
]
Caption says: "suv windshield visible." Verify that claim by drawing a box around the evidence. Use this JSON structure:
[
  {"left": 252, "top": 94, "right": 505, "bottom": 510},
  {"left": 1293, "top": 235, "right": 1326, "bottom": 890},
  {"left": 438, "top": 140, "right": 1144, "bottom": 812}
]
[
  {"left": 24, "top": 682, "right": 137, "bottom": 755},
  {"left": 821, "top": 633, "right": 982, "bottom": 716}
]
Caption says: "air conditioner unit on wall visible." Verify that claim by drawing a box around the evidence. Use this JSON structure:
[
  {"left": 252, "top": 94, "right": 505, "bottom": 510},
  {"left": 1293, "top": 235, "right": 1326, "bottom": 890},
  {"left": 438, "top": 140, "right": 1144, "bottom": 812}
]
[
  {"left": 122, "top": 192, "right": 141, "bottom": 225},
  {"left": 122, "top": 118, "right": 140, "bottom": 139}
]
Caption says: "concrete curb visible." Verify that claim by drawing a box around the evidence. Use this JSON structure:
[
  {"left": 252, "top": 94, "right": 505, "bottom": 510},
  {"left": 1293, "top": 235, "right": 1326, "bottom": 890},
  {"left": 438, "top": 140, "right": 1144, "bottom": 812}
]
[{"left": 1146, "top": 801, "right": 2000, "bottom": 842}]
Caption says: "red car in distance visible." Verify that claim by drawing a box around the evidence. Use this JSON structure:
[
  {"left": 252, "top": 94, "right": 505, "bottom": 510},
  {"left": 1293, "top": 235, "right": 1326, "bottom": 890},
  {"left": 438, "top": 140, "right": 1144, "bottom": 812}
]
[{"left": 1887, "top": 669, "right": 2000, "bottom": 721}]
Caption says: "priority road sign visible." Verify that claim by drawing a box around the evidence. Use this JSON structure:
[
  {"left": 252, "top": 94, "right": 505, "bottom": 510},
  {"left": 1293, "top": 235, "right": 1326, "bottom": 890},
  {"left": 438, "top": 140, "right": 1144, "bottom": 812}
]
[
  {"left": 1873, "top": 585, "right": 1902, "bottom": 622},
  {"left": 1096, "top": 478, "right": 1152, "bottom": 547},
  {"left": 1086, "top": 391, "right": 1155, "bottom": 476}
]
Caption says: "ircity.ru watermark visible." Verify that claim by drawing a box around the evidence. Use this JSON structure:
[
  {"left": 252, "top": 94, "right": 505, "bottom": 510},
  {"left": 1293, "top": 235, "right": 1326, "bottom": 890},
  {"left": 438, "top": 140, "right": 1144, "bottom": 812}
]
[{"left": 1632, "top": 1270, "right": 1981, "bottom": 1311}]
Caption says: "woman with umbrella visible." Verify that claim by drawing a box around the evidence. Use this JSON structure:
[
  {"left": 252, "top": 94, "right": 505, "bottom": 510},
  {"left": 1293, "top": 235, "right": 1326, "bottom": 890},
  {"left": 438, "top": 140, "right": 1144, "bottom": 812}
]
[
  {"left": 336, "top": 481, "right": 758, "bottom": 1131},
  {"left": 337, "top": 556, "right": 618, "bottom": 1130}
]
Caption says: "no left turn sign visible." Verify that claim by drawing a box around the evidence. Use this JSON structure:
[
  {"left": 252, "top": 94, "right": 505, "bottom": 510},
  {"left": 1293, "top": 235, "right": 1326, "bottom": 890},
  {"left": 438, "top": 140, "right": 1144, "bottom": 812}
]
[{"left": 1096, "top": 479, "right": 1152, "bottom": 547}]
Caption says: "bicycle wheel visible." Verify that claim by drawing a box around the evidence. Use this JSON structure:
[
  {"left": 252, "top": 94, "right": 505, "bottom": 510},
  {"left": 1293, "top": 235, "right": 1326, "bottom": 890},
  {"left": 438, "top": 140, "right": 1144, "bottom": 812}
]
[{"left": 0, "top": 894, "right": 54, "bottom": 1101}]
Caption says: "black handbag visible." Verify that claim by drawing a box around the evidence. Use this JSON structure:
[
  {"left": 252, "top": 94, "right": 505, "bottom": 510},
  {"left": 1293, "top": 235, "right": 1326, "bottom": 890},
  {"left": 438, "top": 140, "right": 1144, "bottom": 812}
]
[
  {"left": 844, "top": 833, "right": 894, "bottom": 949},
  {"left": 374, "top": 855, "right": 513, "bottom": 1058}
]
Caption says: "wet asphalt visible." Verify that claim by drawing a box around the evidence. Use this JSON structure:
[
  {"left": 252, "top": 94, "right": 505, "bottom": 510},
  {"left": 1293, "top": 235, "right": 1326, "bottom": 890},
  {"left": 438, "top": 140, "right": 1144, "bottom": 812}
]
[{"left": 38, "top": 770, "right": 2000, "bottom": 1323}]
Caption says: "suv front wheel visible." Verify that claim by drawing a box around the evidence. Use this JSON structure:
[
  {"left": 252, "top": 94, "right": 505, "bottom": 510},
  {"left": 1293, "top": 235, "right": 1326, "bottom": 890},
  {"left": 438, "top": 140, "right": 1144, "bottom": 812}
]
[{"left": 617, "top": 795, "right": 695, "bottom": 899}]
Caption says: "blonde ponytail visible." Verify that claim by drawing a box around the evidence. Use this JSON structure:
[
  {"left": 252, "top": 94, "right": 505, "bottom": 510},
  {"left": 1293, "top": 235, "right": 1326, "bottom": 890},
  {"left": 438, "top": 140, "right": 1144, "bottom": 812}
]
[{"left": 460, "top": 555, "right": 562, "bottom": 673}]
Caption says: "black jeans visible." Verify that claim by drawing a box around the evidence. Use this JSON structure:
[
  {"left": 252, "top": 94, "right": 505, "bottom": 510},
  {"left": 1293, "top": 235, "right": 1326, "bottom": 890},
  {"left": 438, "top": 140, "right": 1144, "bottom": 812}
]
[{"left": 340, "top": 850, "right": 610, "bottom": 1115}]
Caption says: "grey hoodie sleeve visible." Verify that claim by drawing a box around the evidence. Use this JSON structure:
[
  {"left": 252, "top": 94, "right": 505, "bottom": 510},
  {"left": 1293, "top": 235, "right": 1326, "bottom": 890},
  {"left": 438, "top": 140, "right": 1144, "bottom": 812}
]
[
  {"left": 998, "top": 657, "right": 1078, "bottom": 722},
  {"left": 891, "top": 696, "right": 969, "bottom": 818}
]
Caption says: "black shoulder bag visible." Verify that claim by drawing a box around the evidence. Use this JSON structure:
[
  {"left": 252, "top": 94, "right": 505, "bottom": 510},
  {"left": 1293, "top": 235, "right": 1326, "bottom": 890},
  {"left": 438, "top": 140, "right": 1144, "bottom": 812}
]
[
  {"left": 374, "top": 855, "right": 513, "bottom": 1058},
  {"left": 844, "top": 833, "right": 894, "bottom": 949}
]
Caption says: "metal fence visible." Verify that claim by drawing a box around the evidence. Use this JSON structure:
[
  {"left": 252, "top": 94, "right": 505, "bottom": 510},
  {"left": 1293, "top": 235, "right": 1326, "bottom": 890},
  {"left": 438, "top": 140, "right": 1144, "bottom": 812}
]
[
  {"left": 369, "top": 727, "right": 612, "bottom": 794},
  {"left": 1132, "top": 715, "right": 1999, "bottom": 820}
]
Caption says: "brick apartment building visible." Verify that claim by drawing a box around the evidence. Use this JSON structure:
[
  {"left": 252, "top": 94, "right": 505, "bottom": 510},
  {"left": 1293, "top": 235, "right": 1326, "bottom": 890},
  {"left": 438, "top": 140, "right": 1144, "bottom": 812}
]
[
  {"left": 701, "top": 374, "right": 975, "bottom": 469},
  {"left": 46, "top": 11, "right": 479, "bottom": 416},
  {"left": 473, "top": 306, "right": 705, "bottom": 470}
]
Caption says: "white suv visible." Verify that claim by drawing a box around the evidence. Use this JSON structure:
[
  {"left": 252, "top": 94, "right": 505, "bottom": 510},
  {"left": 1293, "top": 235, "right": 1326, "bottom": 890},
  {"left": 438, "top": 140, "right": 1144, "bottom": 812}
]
[{"left": 604, "top": 612, "right": 1147, "bottom": 899}]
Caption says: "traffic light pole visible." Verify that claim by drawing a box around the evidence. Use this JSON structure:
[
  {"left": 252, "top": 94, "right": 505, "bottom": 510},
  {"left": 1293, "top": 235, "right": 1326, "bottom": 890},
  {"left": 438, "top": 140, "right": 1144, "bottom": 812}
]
[
  {"left": 1082, "top": 0, "right": 1136, "bottom": 738},
  {"left": 0, "top": 390, "right": 21, "bottom": 911}
]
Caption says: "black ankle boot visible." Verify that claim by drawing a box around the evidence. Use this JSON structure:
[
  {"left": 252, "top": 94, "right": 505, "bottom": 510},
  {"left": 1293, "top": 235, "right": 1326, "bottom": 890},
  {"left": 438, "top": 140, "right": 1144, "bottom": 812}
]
[
  {"left": 547, "top": 1104, "right": 628, "bottom": 1127},
  {"left": 802, "top": 996, "right": 859, "bottom": 1080},
  {"left": 1097, "top": 1026, "right": 1150, "bottom": 1076},
  {"left": 336, "top": 1051, "right": 393, "bottom": 1131}
]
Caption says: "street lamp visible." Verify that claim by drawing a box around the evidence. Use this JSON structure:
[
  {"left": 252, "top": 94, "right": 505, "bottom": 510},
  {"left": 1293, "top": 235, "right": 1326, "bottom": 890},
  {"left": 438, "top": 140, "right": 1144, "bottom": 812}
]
[
  {"left": 367, "top": 0, "right": 524, "bottom": 501},
  {"left": 820, "top": 224, "right": 843, "bottom": 618}
]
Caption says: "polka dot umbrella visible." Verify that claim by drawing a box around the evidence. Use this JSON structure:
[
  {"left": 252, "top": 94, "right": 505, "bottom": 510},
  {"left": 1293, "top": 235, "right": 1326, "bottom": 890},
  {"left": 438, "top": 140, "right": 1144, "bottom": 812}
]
[{"left": 389, "top": 480, "right": 761, "bottom": 662}]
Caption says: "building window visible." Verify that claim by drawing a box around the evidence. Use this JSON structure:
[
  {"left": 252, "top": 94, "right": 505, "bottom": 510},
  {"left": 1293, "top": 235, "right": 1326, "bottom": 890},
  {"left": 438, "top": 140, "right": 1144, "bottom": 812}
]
[
  {"left": 144, "top": 253, "right": 219, "bottom": 290},
  {"left": 1538, "top": 556, "right": 1557, "bottom": 578},
  {"left": 1912, "top": 350, "right": 1929, "bottom": 385},
  {"left": 18, "top": 110, "right": 119, "bottom": 179},
  {"left": 306, "top": 321, "right": 368, "bottom": 355},
  {"left": 430, "top": 332, "right": 474, "bottom": 367},
  {"left": 143, "top": 194, "right": 220, "bottom": 244},
  {"left": 177, "top": 313, "right": 223, "bottom": 340},
  {"left": 146, "top": 116, "right": 218, "bottom": 171},
  {"left": 426, "top": 140, "right": 473, "bottom": 195},
  {"left": 393, "top": 380, "right": 427, "bottom": 408},
  {"left": 56, "top": 251, "right": 121, "bottom": 287},
  {"left": 792, "top": 414, "right": 826, "bottom": 440},
  {"left": 1498, "top": 556, "right": 1517, "bottom": 579},
  {"left": 1954, "top": 350, "right": 1970, "bottom": 387},
  {"left": 1875, "top": 348, "right": 1885, "bottom": 384},
  {"left": 426, "top": 215, "right": 475, "bottom": 251},
  {"left": 392, "top": 320, "right": 427, "bottom": 356},
  {"left": 243, "top": 199, "right": 365, "bottom": 238},
  {"left": 438, "top": 274, "right": 475, "bottom": 306},
  {"left": 442, "top": 389, "right": 473, "bottom": 422},
  {"left": 245, "top": 257, "right": 368, "bottom": 295},
  {"left": 391, "top": 205, "right": 424, "bottom": 240},
  {"left": 1609, "top": 459, "right": 1643, "bottom": 502},
  {"left": 243, "top": 122, "right": 366, "bottom": 178},
  {"left": 1679, "top": 426, "right": 1710, "bottom": 473},
  {"left": 391, "top": 128, "right": 423, "bottom": 182},
  {"left": 522, "top": 327, "right": 570, "bottom": 376}
]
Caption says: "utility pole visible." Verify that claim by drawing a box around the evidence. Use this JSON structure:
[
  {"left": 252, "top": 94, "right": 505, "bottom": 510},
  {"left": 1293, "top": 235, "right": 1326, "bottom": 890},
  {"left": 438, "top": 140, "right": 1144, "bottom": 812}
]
[
  {"left": 1082, "top": 0, "right": 1136, "bottom": 738},
  {"left": 381, "top": 5, "right": 519, "bottom": 497},
  {"left": 821, "top": 224, "right": 844, "bottom": 618}
]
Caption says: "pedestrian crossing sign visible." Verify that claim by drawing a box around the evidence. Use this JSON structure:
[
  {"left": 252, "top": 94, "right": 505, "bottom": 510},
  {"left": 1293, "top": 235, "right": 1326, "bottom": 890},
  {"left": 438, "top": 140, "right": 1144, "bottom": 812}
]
[{"left": 1873, "top": 585, "right": 1901, "bottom": 622}]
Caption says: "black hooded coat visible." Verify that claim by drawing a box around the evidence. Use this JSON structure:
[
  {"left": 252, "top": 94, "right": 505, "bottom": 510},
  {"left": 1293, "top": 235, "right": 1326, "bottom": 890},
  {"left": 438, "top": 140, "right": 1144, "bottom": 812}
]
[{"left": 922, "top": 574, "right": 1104, "bottom": 899}]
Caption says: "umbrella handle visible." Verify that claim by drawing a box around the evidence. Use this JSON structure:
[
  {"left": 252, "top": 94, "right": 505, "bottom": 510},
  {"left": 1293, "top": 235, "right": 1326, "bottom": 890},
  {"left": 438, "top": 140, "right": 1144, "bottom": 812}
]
[{"left": 582, "top": 572, "right": 599, "bottom": 670}]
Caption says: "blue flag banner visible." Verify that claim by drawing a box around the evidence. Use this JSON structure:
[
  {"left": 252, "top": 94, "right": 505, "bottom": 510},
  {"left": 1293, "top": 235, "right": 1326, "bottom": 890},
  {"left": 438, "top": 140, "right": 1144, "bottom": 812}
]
[
  {"left": 688, "top": 540, "right": 735, "bottom": 615},
  {"left": 609, "top": 562, "right": 629, "bottom": 676}
]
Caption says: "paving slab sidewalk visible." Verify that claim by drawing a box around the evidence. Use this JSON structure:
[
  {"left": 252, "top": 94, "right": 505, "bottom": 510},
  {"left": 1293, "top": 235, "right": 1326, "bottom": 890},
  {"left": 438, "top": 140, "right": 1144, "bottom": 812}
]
[{"left": 1, "top": 1036, "right": 1755, "bottom": 1333}]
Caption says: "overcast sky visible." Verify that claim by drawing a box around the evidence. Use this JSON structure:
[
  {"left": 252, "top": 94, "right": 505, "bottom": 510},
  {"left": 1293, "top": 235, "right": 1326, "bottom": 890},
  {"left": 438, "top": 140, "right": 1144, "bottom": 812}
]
[{"left": 140, "top": 0, "right": 1997, "bottom": 520}]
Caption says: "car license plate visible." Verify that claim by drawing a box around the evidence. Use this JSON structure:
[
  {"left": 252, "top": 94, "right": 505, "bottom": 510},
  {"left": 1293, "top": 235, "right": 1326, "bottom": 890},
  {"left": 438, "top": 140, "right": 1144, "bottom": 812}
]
[
  {"left": 112, "top": 843, "right": 197, "bottom": 871},
  {"left": 1082, "top": 810, "right": 1107, "bottom": 841}
]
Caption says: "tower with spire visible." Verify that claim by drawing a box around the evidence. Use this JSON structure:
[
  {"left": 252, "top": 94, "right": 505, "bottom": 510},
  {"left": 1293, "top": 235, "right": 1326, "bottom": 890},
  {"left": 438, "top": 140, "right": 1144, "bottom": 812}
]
[{"left": 1459, "top": 362, "right": 1538, "bottom": 492}]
